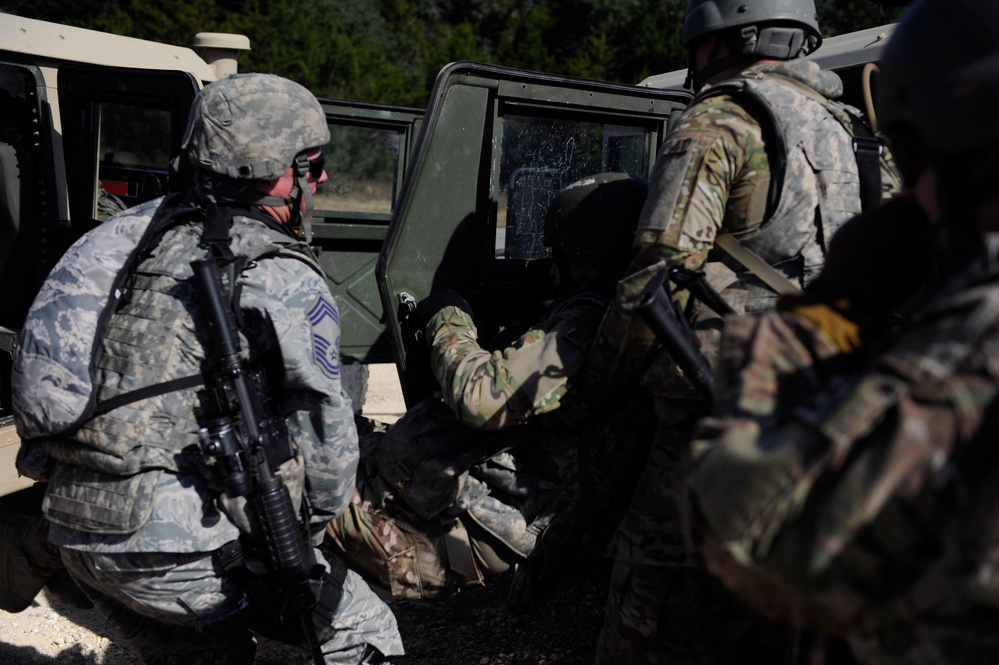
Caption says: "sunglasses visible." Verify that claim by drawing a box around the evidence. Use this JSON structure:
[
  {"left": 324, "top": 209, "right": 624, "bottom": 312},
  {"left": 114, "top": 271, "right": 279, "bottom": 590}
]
[
  {"left": 307, "top": 151, "right": 325, "bottom": 179},
  {"left": 295, "top": 150, "right": 325, "bottom": 179}
]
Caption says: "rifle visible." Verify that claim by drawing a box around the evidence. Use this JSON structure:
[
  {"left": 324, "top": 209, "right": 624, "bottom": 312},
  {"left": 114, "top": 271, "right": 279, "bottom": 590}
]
[
  {"left": 634, "top": 267, "right": 716, "bottom": 402},
  {"left": 190, "top": 257, "right": 326, "bottom": 665}
]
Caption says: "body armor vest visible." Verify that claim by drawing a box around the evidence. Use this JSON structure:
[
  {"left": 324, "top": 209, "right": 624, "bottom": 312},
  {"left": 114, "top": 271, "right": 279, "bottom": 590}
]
[
  {"left": 42, "top": 204, "right": 319, "bottom": 477},
  {"left": 15, "top": 196, "right": 324, "bottom": 534},
  {"left": 701, "top": 66, "right": 872, "bottom": 312}
]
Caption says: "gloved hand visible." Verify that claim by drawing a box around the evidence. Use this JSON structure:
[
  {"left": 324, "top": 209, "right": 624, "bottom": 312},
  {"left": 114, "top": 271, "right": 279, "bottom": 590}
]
[
  {"left": 411, "top": 289, "right": 474, "bottom": 342},
  {"left": 778, "top": 195, "right": 937, "bottom": 351}
]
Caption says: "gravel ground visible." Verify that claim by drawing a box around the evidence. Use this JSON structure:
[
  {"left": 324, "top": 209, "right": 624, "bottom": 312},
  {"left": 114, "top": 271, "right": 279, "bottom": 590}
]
[
  {"left": 0, "top": 557, "right": 609, "bottom": 665},
  {"left": 0, "top": 365, "right": 610, "bottom": 664}
]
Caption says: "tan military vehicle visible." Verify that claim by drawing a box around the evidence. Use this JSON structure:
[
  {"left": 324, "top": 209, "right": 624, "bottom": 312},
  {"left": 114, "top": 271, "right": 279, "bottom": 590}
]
[{"left": 0, "top": 14, "right": 422, "bottom": 499}]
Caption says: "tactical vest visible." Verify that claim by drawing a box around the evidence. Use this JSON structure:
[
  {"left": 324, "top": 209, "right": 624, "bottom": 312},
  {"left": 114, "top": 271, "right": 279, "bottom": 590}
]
[
  {"left": 13, "top": 195, "right": 325, "bottom": 533},
  {"left": 699, "top": 70, "right": 876, "bottom": 312}
]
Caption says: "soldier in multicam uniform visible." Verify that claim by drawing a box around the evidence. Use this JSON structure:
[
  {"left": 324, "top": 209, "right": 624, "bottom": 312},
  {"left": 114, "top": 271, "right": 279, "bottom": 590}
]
[
  {"left": 684, "top": 0, "right": 999, "bottom": 662},
  {"left": 581, "top": 1, "right": 901, "bottom": 663},
  {"left": 10, "top": 74, "right": 402, "bottom": 664},
  {"left": 323, "top": 173, "right": 647, "bottom": 602}
]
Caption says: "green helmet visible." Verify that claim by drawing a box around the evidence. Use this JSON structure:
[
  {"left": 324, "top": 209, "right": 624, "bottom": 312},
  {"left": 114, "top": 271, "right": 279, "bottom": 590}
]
[
  {"left": 877, "top": 0, "right": 999, "bottom": 156},
  {"left": 181, "top": 73, "right": 330, "bottom": 180},
  {"left": 544, "top": 172, "right": 647, "bottom": 262},
  {"left": 681, "top": 0, "right": 822, "bottom": 58}
]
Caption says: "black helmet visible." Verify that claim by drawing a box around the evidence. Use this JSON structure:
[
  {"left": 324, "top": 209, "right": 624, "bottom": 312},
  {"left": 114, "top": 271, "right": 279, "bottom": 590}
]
[
  {"left": 877, "top": 0, "right": 999, "bottom": 156},
  {"left": 681, "top": 0, "right": 822, "bottom": 58},
  {"left": 544, "top": 173, "right": 647, "bottom": 262}
]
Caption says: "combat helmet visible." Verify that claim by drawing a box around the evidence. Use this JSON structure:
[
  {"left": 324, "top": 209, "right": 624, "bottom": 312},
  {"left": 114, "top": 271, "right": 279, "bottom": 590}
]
[
  {"left": 544, "top": 172, "right": 646, "bottom": 263},
  {"left": 180, "top": 73, "right": 330, "bottom": 237},
  {"left": 681, "top": 0, "right": 822, "bottom": 58},
  {"left": 877, "top": 0, "right": 999, "bottom": 158}
]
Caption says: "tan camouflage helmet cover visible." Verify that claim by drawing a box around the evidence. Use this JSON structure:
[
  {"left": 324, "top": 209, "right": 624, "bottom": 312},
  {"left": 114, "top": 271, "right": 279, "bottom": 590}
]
[{"left": 181, "top": 73, "right": 330, "bottom": 180}]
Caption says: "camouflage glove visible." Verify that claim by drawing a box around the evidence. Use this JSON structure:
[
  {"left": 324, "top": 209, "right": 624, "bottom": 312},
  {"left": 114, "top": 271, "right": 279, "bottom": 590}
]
[
  {"left": 778, "top": 196, "right": 937, "bottom": 352},
  {"left": 413, "top": 289, "right": 474, "bottom": 343}
]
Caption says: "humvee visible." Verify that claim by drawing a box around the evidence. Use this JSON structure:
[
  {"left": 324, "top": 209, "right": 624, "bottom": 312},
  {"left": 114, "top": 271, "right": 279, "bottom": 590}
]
[
  {"left": 0, "top": 14, "right": 422, "bottom": 497},
  {"left": 376, "top": 22, "right": 897, "bottom": 407},
  {"left": 0, "top": 15, "right": 896, "bottom": 500}
]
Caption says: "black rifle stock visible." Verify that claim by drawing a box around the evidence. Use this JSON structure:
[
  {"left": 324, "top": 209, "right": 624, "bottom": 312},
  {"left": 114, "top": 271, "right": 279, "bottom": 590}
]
[
  {"left": 190, "top": 257, "right": 325, "bottom": 665},
  {"left": 634, "top": 268, "right": 715, "bottom": 402}
]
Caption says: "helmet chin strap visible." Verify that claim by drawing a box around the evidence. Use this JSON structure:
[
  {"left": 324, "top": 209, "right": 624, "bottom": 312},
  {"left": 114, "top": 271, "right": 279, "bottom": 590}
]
[
  {"left": 191, "top": 151, "right": 317, "bottom": 241},
  {"left": 288, "top": 152, "right": 315, "bottom": 242}
]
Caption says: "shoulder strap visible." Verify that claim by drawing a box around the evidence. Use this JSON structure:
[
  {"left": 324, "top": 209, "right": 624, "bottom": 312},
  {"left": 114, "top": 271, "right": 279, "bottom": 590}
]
[
  {"left": 847, "top": 113, "right": 884, "bottom": 212},
  {"left": 92, "top": 375, "right": 204, "bottom": 416},
  {"left": 714, "top": 232, "right": 802, "bottom": 296},
  {"left": 696, "top": 81, "right": 787, "bottom": 223},
  {"left": 86, "top": 194, "right": 212, "bottom": 417}
]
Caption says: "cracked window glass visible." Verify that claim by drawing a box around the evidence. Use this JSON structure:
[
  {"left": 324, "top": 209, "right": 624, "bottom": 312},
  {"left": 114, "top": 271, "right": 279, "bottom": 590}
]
[{"left": 497, "top": 115, "right": 650, "bottom": 260}]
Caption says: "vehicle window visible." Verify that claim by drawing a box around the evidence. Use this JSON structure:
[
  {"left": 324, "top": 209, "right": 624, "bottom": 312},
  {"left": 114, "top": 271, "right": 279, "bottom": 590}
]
[
  {"left": 58, "top": 66, "right": 198, "bottom": 231},
  {"left": 96, "top": 102, "right": 172, "bottom": 218},
  {"left": 315, "top": 123, "right": 403, "bottom": 214},
  {"left": 497, "top": 115, "right": 651, "bottom": 260}
]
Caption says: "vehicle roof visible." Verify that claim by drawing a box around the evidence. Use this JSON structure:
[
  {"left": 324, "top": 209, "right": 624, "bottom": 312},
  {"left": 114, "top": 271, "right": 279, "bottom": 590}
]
[
  {"left": 808, "top": 23, "right": 895, "bottom": 71},
  {"left": 637, "top": 23, "right": 897, "bottom": 90},
  {"left": 0, "top": 13, "right": 217, "bottom": 81}
]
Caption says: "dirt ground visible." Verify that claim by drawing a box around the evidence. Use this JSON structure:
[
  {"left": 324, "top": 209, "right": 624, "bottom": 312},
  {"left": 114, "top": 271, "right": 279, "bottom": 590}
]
[{"left": 0, "top": 364, "right": 610, "bottom": 664}]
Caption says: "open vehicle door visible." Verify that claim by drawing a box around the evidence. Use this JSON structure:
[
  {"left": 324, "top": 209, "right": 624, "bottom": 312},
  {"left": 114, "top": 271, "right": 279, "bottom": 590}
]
[
  {"left": 378, "top": 62, "right": 693, "bottom": 407},
  {"left": 310, "top": 99, "right": 423, "bottom": 365}
]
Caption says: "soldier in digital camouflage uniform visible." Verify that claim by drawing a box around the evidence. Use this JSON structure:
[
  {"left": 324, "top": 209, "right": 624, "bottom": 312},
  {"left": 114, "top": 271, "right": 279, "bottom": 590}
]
[
  {"left": 580, "top": 1, "right": 901, "bottom": 663},
  {"left": 10, "top": 73, "right": 402, "bottom": 664},
  {"left": 684, "top": 0, "right": 999, "bottom": 662},
  {"left": 323, "top": 173, "right": 648, "bottom": 603}
]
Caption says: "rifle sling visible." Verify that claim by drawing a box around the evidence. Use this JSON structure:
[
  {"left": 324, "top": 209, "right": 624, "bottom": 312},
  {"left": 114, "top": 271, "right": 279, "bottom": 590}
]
[
  {"left": 92, "top": 374, "right": 204, "bottom": 416},
  {"left": 714, "top": 232, "right": 803, "bottom": 297}
]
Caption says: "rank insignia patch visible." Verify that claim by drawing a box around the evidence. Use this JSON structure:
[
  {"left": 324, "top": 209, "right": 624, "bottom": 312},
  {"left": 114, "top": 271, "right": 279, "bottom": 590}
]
[{"left": 308, "top": 295, "right": 341, "bottom": 378}]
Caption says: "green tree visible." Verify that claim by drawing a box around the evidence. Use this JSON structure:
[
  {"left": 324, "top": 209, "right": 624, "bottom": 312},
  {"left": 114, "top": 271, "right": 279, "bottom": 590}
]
[{"left": 1, "top": 0, "right": 908, "bottom": 107}]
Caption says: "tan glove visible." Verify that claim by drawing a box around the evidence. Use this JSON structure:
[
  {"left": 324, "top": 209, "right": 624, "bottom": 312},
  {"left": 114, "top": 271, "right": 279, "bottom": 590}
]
[{"left": 779, "top": 196, "right": 937, "bottom": 352}]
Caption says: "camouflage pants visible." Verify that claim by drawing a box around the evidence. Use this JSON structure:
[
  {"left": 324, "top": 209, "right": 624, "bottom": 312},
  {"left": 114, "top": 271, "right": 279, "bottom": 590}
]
[
  {"left": 595, "top": 559, "right": 774, "bottom": 665},
  {"left": 61, "top": 544, "right": 404, "bottom": 664},
  {"left": 324, "top": 491, "right": 517, "bottom": 601}
]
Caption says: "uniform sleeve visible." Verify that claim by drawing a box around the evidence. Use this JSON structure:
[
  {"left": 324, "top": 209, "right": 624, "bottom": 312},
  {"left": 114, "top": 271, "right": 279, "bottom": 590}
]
[
  {"left": 426, "top": 299, "right": 604, "bottom": 430},
  {"left": 239, "top": 255, "right": 359, "bottom": 520},
  {"left": 576, "top": 97, "right": 769, "bottom": 410},
  {"left": 636, "top": 96, "right": 770, "bottom": 271}
]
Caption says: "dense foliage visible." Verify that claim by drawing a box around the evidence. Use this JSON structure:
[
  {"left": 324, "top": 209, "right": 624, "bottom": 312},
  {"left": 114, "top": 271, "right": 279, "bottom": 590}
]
[{"left": 5, "top": 0, "right": 906, "bottom": 108}]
